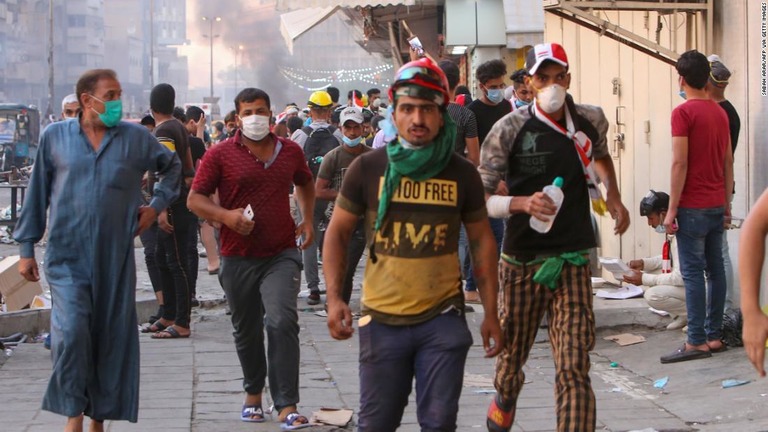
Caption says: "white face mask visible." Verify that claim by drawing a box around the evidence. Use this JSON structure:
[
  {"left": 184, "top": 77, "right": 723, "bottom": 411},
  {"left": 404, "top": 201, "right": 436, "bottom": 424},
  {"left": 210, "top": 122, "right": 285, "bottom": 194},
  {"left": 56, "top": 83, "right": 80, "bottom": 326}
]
[
  {"left": 241, "top": 114, "right": 270, "bottom": 141},
  {"left": 536, "top": 84, "right": 567, "bottom": 114}
]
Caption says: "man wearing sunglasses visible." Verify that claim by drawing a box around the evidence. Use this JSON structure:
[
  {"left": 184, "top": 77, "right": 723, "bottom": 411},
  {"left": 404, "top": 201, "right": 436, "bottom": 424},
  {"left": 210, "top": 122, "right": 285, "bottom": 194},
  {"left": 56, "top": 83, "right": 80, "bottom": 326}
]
[
  {"left": 324, "top": 57, "right": 502, "bottom": 432},
  {"left": 480, "top": 43, "right": 629, "bottom": 431}
]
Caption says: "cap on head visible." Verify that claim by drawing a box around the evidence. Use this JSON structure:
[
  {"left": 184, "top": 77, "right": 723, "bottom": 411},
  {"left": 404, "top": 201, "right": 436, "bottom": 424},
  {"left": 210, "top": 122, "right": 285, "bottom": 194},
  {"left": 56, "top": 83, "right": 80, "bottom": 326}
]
[
  {"left": 525, "top": 43, "right": 569, "bottom": 75},
  {"left": 61, "top": 94, "right": 78, "bottom": 110},
  {"left": 639, "top": 190, "right": 670, "bottom": 216},
  {"left": 308, "top": 90, "right": 333, "bottom": 108},
  {"left": 340, "top": 106, "right": 364, "bottom": 125},
  {"left": 707, "top": 54, "right": 731, "bottom": 87},
  {"left": 389, "top": 57, "right": 450, "bottom": 108}
]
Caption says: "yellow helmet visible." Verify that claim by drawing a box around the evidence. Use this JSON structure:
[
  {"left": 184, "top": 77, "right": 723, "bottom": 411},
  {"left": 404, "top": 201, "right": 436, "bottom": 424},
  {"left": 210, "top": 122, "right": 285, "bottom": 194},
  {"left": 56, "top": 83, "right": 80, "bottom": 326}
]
[{"left": 308, "top": 91, "right": 333, "bottom": 108}]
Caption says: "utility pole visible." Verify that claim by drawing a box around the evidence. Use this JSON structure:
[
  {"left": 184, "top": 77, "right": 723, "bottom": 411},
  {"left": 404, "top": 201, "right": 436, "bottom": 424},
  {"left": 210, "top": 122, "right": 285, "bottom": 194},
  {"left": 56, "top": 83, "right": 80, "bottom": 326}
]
[
  {"left": 149, "top": 0, "right": 154, "bottom": 88},
  {"left": 202, "top": 16, "right": 221, "bottom": 101},
  {"left": 47, "top": 0, "right": 54, "bottom": 119}
]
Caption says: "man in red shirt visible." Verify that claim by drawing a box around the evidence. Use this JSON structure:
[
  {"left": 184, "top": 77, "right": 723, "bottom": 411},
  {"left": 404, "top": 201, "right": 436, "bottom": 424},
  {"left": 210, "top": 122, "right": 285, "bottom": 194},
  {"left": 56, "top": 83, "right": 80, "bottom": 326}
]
[
  {"left": 187, "top": 88, "right": 315, "bottom": 428},
  {"left": 661, "top": 50, "right": 733, "bottom": 364}
]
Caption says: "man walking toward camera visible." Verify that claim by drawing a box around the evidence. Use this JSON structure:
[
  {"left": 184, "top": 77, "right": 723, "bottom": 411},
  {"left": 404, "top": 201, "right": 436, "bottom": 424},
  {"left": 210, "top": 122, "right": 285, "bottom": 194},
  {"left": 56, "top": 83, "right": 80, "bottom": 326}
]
[
  {"left": 480, "top": 43, "right": 629, "bottom": 432},
  {"left": 324, "top": 58, "right": 502, "bottom": 432},
  {"left": 15, "top": 69, "right": 180, "bottom": 432},
  {"left": 187, "top": 88, "right": 315, "bottom": 429}
]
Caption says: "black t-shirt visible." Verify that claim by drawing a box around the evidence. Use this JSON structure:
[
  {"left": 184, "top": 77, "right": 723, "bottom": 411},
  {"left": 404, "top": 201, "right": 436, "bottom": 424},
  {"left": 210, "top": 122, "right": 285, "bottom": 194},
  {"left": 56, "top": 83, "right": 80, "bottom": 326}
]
[
  {"left": 467, "top": 98, "right": 512, "bottom": 145},
  {"left": 154, "top": 119, "right": 193, "bottom": 207},
  {"left": 718, "top": 100, "right": 740, "bottom": 154},
  {"left": 478, "top": 99, "right": 610, "bottom": 255},
  {"left": 189, "top": 135, "right": 206, "bottom": 166}
]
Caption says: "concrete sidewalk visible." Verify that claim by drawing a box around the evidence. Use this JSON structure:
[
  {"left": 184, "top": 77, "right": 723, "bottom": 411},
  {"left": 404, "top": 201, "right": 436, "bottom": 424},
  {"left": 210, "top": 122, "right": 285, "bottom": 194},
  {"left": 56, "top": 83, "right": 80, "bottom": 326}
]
[
  {"left": 1, "top": 243, "right": 767, "bottom": 431},
  {"left": 2, "top": 296, "right": 767, "bottom": 431}
]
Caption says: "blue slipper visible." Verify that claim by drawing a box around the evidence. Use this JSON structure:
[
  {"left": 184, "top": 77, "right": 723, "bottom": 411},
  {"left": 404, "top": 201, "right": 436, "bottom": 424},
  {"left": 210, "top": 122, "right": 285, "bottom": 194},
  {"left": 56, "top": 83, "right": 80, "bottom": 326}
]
[
  {"left": 281, "top": 412, "right": 312, "bottom": 430},
  {"left": 241, "top": 405, "right": 265, "bottom": 423}
]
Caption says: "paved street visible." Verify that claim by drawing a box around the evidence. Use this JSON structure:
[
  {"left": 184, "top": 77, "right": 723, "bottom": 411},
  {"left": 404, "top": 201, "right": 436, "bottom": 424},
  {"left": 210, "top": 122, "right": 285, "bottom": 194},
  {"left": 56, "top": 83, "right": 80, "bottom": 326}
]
[{"left": 1, "top": 245, "right": 768, "bottom": 431}]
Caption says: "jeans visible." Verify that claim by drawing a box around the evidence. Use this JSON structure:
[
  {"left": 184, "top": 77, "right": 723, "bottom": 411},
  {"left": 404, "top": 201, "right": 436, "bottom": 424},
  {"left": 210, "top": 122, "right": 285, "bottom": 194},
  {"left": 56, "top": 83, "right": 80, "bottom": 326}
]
[
  {"left": 302, "top": 200, "right": 328, "bottom": 293},
  {"left": 156, "top": 205, "right": 197, "bottom": 328},
  {"left": 357, "top": 310, "right": 473, "bottom": 432},
  {"left": 464, "top": 217, "right": 503, "bottom": 292},
  {"left": 675, "top": 207, "right": 726, "bottom": 346},
  {"left": 139, "top": 223, "right": 162, "bottom": 294},
  {"left": 722, "top": 231, "right": 735, "bottom": 311},
  {"left": 341, "top": 224, "right": 367, "bottom": 304},
  {"left": 219, "top": 249, "right": 302, "bottom": 411}
]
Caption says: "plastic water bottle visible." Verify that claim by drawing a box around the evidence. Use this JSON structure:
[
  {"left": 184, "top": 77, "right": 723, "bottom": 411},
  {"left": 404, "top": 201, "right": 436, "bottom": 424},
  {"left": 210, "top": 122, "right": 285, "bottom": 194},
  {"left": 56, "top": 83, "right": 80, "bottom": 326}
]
[{"left": 529, "top": 176, "right": 564, "bottom": 234}]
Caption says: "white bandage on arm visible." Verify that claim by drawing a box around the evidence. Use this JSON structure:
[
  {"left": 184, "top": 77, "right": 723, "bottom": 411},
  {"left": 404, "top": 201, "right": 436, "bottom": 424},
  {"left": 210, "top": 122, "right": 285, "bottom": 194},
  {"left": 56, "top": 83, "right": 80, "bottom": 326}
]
[{"left": 486, "top": 195, "right": 514, "bottom": 218}]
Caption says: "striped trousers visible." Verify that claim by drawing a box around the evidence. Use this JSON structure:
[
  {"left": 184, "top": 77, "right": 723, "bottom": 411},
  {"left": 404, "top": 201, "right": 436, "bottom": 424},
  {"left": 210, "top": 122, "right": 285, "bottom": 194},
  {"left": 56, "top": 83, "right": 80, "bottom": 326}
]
[{"left": 494, "top": 259, "right": 596, "bottom": 432}]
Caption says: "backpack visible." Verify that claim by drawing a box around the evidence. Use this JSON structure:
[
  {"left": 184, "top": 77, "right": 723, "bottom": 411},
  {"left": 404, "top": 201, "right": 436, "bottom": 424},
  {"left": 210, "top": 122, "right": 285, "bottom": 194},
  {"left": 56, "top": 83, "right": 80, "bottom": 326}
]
[{"left": 302, "top": 125, "right": 340, "bottom": 178}]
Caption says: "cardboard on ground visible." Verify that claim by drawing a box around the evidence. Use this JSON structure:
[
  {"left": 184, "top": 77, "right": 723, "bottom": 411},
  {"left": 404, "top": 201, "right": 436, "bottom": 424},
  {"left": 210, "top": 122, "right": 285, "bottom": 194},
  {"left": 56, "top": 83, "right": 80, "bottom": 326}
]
[
  {"left": 310, "top": 408, "right": 354, "bottom": 427},
  {"left": 604, "top": 333, "right": 646, "bottom": 346},
  {"left": 0, "top": 255, "right": 43, "bottom": 312},
  {"left": 599, "top": 257, "right": 633, "bottom": 280}
]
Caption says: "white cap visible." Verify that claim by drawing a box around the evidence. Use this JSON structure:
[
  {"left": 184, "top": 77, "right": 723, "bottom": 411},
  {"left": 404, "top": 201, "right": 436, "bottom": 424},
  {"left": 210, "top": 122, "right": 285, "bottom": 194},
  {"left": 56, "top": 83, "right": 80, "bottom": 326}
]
[
  {"left": 61, "top": 93, "right": 78, "bottom": 110},
  {"left": 340, "top": 106, "right": 364, "bottom": 125}
]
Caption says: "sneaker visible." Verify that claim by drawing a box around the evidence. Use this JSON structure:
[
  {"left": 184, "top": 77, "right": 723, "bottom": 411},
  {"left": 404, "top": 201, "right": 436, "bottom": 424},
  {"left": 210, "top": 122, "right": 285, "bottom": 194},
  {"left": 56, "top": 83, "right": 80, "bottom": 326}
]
[
  {"left": 666, "top": 315, "right": 687, "bottom": 330},
  {"left": 307, "top": 292, "right": 321, "bottom": 305}
]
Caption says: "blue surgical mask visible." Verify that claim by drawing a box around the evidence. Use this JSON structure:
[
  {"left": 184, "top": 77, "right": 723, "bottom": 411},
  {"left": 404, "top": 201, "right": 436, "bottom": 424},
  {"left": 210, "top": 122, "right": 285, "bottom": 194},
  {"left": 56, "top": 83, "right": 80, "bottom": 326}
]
[
  {"left": 91, "top": 95, "right": 122, "bottom": 128},
  {"left": 486, "top": 88, "right": 505, "bottom": 105},
  {"left": 655, "top": 224, "right": 667, "bottom": 234},
  {"left": 303, "top": 117, "right": 312, "bottom": 127},
  {"left": 342, "top": 136, "right": 362, "bottom": 147},
  {"left": 678, "top": 90, "right": 687, "bottom": 100},
  {"left": 514, "top": 99, "right": 530, "bottom": 108}
]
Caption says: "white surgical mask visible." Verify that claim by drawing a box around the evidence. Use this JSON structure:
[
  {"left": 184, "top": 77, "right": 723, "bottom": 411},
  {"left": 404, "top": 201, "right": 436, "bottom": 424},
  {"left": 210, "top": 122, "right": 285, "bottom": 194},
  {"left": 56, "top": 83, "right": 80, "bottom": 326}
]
[
  {"left": 655, "top": 224, "right": 667, "bottom": 234},
  {"left": 535, "top": 84, "right": 567, "bottom": 114},
  {"left": 241, "top": 114, "right": 270, "bottom": 141}
]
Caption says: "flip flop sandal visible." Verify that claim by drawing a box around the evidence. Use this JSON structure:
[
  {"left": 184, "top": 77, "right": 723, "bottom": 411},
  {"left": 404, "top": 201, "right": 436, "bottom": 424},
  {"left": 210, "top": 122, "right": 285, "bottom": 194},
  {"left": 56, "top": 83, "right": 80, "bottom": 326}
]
[
  {"left": 487, "top": 396, "right": 514, "bottom": 432},
  {"left": 708, "top": 340, "right": 728, "bottom": 353},
  {"left": 280, "top": 412, "right": 312, "bottom": 430},
  {"left": 240, "top": 405, "right": 265, "bottom": 423},
  {"left": 151, "top": 326, "right": 190, "bottom": 339},
  {"left": 141, "top": 320, "right": 168, "bottom": 333},
  {"left": 660, "top": 344, "right": 712, "bottom": 364}
]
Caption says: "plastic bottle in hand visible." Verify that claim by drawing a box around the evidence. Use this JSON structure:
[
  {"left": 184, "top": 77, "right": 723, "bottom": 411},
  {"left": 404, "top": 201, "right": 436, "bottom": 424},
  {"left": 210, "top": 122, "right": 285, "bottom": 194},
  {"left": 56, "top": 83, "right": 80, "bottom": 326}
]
[{"left": 529, "top": 176, "right": 564, "bottom": 234}]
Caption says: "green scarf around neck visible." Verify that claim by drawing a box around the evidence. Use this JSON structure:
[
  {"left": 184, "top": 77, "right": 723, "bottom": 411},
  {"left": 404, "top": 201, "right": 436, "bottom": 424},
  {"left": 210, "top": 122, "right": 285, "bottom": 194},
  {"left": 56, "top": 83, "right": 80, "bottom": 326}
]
[{"left": 370, "top": 111, "right": 456, "bottom": 262}]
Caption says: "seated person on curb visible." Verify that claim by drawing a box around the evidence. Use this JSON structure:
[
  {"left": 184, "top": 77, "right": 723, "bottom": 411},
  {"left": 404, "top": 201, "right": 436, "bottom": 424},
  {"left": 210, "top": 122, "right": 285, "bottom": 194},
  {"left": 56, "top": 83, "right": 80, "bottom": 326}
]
[{"left": 624, "top": 191, "right": 687, "bottom": 330}]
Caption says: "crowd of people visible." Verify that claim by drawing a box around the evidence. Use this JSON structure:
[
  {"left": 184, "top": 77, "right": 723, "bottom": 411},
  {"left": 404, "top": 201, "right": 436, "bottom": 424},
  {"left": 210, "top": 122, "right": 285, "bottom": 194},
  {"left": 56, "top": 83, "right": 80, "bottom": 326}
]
[{"left": 11, "top": 39, "right": 768, "bottom": 432}]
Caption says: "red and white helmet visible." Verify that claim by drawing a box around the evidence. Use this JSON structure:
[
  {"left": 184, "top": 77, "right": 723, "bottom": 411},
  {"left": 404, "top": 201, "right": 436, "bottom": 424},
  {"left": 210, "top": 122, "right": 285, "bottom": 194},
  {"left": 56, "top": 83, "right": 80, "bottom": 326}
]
[{"left": 388, "top": 57, "right": 450, "bottom": 108}]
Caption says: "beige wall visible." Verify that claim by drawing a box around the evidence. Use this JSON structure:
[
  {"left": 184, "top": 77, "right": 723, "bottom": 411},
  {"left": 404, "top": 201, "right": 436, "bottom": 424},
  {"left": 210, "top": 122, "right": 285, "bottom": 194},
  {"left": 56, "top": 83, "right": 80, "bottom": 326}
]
[{"left": 543, "top": 2, "right": 768, "bottom": 299}]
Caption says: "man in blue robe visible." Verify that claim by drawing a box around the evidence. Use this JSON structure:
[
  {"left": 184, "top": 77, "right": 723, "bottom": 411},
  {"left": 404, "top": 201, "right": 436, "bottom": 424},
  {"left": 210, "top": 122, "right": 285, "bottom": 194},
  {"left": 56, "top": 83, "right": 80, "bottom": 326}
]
[{"left": 14, "top": 69, "right": 181, "bottom": 432}]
